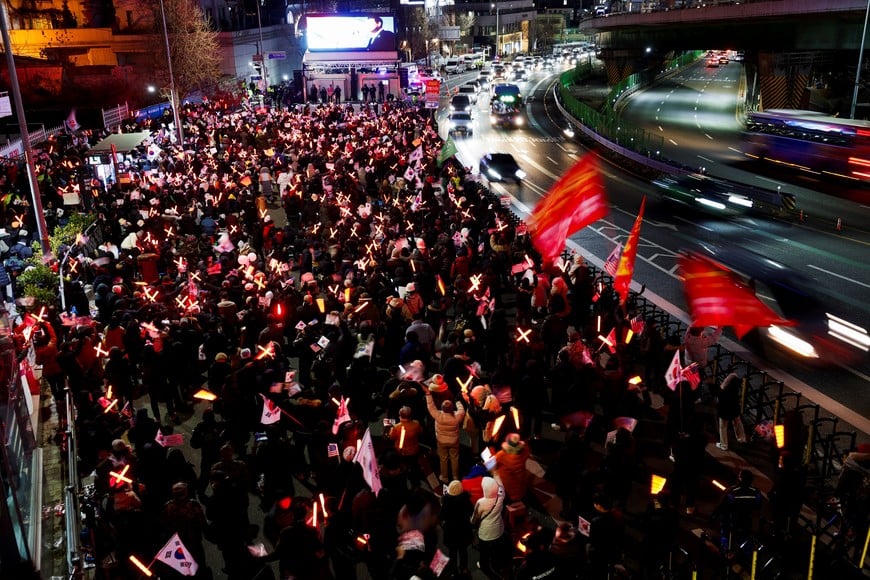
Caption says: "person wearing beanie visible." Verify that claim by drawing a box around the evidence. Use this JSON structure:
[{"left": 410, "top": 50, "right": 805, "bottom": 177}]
[
  {"left": 472, "top": 476, "right": 507, "bottom": 578},
  {"left": 425, "top": 373, "right": 454, "bottom": 410},
  {"left": 440, "top": 480, "right": 473, "bottom": 575},
  {"left": 494, "top": 432, "right": 532, "bottom": 502},
  {"left": 425, "top": 384, "right": 466, "bottom": 484}
]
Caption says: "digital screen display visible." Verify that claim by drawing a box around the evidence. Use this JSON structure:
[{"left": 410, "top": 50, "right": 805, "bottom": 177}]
[{"left": 307, "top": 15, "right": 397, "bottom": 51}]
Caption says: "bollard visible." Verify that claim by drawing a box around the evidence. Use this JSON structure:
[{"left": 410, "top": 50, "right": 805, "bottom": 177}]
[
  {"left": 836, "top": 218, "right": 843, "bottom": 231},
  {"left": 799, "top": 209, "right": 804, "bottom": 222}
]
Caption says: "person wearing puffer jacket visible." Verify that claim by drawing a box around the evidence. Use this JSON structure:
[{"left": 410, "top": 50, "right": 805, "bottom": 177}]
[
  {"left": 471, "top": 476, "right": 507, "bottom": 578},
  {"left": 464, "top": 384, "right": 502, "bottom": 455},
  {"left": 425, "top": 387, "right": 466, "bottom": 483}
]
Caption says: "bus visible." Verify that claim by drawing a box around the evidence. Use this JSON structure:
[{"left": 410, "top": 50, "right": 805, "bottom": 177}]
[
  {"left": 742, "top": 109, "right": 870, "bottom": 183},
  {"left": 490, "top": 83, "right": 524, "bottom": 128}
]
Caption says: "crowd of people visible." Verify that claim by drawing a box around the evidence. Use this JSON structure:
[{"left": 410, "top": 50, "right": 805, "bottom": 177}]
[{"left": 0, "top": 92, "right": 843, "bottom": 580}]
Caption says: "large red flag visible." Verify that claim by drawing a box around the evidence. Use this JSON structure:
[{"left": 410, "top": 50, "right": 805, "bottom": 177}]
[
  {"left": 612, "top": 197, "right": 646, "bottom": 304},
  {"left": 528, "top": 154, "right": 609, "bottom": 262},
  {"left": 679, "top": 253, "right": 796, "bottom": 339}
]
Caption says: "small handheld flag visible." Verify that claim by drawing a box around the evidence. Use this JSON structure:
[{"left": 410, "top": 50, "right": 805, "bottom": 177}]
[
  {"left": 156, "top": 533, "right": 199, "bottom": 576},
  {"left": 260, "top": 394, "right": 281, "bottom": 425}
]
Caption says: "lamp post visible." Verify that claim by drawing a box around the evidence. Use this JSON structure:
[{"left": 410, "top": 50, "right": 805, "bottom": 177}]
[
  {"left": 158, "top": 0, "right": 184, "bottom": 146},
  {"left": 0, "top": 1, "right": 50, "bottom": 257},
  {"left": 850, "top": 0, "right": 870, "bottom": 119}
]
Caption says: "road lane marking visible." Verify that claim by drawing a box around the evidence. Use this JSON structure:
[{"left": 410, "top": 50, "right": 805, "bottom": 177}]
[
  {"left": 807, "top": 265, "right": 870, "bottom": 289},
  {"left": 546, "top": 156, "right": 559, "bottom": 165}
]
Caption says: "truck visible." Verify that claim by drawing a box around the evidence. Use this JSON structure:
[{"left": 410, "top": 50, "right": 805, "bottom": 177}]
[{"left": 489, "top": 83, "right": 524, "bottom": 128}]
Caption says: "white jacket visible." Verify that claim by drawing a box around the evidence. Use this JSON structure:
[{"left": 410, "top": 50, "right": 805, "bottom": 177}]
[{"left": 472, "top": 477, "right": 505, "bottom": 541}]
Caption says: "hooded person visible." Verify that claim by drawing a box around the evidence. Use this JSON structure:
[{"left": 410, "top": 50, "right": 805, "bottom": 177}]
[
  {"left": 494, "top": 432, "right": 532, "bottom": 502},
  {"left": 471, "top": 476, "right": 507, "bottom": 578}
]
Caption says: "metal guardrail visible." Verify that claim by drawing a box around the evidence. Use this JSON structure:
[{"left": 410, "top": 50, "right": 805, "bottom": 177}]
[
  {"left": 101, "top": 103, "right": 129, "bottom": 131},
  {"left": 0, "top": 123, "right": 65, "bottom": 160},
  {"left": 63, "top": 387, "right": 82, "bottom": 579}
]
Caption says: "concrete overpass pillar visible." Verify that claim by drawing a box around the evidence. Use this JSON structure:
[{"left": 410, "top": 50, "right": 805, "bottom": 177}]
[
  {"left": 599, "top": 49, "right": 638, "bottom": 86},
  {"left": 755, "top": 52, "right": 814, "bottom": 110}
]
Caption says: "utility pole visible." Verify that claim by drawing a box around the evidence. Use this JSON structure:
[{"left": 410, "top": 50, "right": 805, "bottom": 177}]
[{"left": 256, "top": 0, "right": 268, "bottom": 90}]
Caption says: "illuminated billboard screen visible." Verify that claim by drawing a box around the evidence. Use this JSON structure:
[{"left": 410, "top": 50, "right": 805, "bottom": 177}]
[{"left": 307, "top": 15, "right": 397, "bottom": 51}]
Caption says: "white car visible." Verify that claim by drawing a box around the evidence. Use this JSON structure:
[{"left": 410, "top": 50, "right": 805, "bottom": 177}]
[{"left": 448, "top": 111, "right": 473, "bottom": 137}]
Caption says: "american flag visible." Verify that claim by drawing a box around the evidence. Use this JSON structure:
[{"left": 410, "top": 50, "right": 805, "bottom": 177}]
[
  {"left": 603, "top": 242, "right": 623, "bottom": 276},
  {"left": 630, "top": 315, "right": 646, "bottom": 335},
  {"left": 681, "top": 363, "right": 701, "bottom": 390}
]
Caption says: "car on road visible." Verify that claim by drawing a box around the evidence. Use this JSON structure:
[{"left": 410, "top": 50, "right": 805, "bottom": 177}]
[
  {"left": 449, "top": 94, "right": 472, "bottom": 112},
  {"left": 444, "top": 58, "right": 465, "bottom": 74},
  {"left": 512, "top": 68, "right": 529, "bottom": 82},
  {"left": 652, "top": 173, "right": 784, "bottom": 217},
  {"left": 685, "top": 243, "right": 870, "bottom": 364},
  {"left": 447, "top": 111, "right": 473, "bottom": 137},
  {"left": 479, "top": 153, "right": 526, "bottom": 183},
  {"left": 457, "top": 84, "right": 478, "bottom": 104},
  {"left": 477, "top": 70, "right": 492, "bottom": 89}
]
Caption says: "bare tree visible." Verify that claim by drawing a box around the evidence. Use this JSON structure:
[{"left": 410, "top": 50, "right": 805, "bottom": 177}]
[{"left": 152, "top": 0, "right": 222, "bottom": 101}]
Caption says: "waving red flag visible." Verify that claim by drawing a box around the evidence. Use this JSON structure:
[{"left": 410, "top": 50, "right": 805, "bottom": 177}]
[
  {"left": 528, "top": 154, "right": 609, "bottom": 262},
  {"left": 613, "top": 196, "right": 646, "bottom": 304},
  {"left": 679, "top": 253, "right": 796, "bottom": 338}
]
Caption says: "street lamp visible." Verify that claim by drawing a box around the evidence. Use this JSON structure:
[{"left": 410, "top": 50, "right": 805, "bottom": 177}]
[
  {"left": 158, "top": 0, "right": 184, "bottom": 146},
  {"left": 0, "top": 1, "right": 50, "bottom": 256}
]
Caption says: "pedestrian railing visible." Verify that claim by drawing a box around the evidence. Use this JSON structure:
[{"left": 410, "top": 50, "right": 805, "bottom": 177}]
[
  {"left": 0, "top": 123, "right": 66, "bottom": 160},
  {"left": 101, "top": 103, "right": 129, "bottom": 131}
]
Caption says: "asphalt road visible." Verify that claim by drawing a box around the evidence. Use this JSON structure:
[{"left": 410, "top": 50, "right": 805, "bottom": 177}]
[{"left": 436, "top": 62, "right": 870, "bottom": 439}]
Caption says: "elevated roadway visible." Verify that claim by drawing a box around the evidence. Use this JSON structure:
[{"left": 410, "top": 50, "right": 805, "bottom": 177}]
[{"left": 577, "top": 0, "right": 870, "bottom": 110}]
